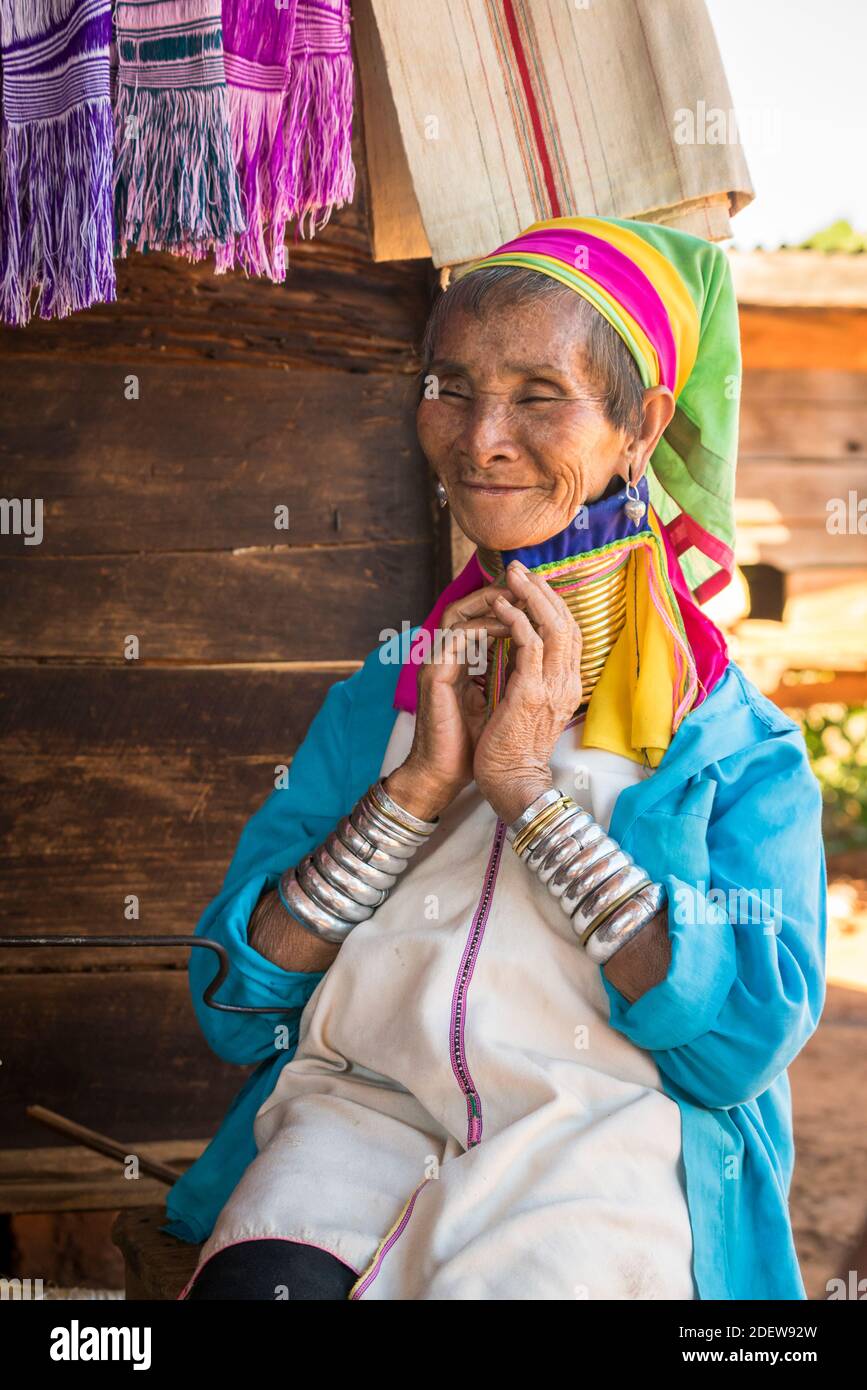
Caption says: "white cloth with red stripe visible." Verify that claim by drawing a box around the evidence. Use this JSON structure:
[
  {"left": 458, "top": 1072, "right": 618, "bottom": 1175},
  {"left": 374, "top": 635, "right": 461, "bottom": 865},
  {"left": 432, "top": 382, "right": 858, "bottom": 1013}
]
[{"left": 185, "top": 711, "right": 696, "bottom": 1300}]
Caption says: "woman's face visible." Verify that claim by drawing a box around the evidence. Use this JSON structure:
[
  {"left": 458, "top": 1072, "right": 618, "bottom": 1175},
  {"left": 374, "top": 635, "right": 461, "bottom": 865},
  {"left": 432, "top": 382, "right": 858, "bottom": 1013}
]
[{"left": 417, "top": 293, "right": 674, "bottom": 551}]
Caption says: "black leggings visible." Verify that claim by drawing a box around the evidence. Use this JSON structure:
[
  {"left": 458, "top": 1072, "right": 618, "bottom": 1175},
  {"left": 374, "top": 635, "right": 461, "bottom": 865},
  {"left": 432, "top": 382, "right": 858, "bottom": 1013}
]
[{"left": 184, "top": 1239, "right": 357, "bottom": 1301}]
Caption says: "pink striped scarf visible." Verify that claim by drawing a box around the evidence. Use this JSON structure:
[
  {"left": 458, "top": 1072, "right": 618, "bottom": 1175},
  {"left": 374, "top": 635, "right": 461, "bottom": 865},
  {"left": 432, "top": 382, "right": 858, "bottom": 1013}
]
[{"left": 217, "top": 0, "right": 355, "bottom": 281}]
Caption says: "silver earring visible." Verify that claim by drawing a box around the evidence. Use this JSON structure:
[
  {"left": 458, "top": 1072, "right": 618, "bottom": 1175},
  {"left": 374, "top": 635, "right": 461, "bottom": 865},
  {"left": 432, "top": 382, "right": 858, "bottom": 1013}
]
[
  {"left": 435, "top": 479, "right": 448, "bottom": 508},
  {"left": 623, "top": 466, "right": 646, "bottom": 526}
]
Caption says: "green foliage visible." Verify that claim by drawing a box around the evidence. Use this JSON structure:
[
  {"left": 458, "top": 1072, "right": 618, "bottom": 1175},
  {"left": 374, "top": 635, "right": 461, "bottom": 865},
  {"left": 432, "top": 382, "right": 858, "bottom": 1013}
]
[
  {"left": 794, "top": 219, "right": 867, "bottom": 253},
  {"left": 788, "top": 703, "right": 867, "bottom": 854}
]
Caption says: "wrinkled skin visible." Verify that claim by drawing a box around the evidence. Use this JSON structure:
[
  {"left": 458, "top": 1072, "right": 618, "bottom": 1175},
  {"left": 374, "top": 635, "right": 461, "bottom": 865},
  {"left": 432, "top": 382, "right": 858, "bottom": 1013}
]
[{"left": 389, "top": 293, "right": 675, "bottom": 826}]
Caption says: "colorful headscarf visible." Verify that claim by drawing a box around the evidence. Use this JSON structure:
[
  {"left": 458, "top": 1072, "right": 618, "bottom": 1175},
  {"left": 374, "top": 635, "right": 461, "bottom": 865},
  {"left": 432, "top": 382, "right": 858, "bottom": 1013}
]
[
  {"left": 465, "top": 215, "right": 741, "bottom": 604},
  {"left": 394, "top": 214, "right": 738, "bottom": 768}
]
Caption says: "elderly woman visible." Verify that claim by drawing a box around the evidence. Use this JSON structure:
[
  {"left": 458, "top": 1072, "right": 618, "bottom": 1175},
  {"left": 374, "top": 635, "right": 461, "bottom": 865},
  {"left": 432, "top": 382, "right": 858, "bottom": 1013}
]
[{"left": 169, "top": 217, "right": 827, "bottom": 1302}]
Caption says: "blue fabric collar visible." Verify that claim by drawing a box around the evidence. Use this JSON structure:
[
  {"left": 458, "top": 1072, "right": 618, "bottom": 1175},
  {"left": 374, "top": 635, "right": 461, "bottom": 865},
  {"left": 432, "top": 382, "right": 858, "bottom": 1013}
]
[{"left": 501, "top": 473, "right": 651, "bottom": 570}]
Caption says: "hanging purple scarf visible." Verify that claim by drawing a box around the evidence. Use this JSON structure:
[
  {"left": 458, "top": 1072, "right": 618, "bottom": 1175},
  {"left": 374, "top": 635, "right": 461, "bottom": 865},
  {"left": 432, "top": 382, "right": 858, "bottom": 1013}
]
[
  {"left": 217, "top": 0, "right": 355, "bottom": 281},
  {"left": 113, "top": 0, "right": 245, "bottom": 259},
  {"left": 0, "top": 0, "right": 115, "bottom": 326}
]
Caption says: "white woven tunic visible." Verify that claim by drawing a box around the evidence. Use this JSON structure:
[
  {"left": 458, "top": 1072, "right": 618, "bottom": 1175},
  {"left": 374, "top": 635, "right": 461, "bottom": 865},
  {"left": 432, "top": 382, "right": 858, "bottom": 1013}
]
[{"left": 189, "top": 710, "right": 696, "bottom": 1301}]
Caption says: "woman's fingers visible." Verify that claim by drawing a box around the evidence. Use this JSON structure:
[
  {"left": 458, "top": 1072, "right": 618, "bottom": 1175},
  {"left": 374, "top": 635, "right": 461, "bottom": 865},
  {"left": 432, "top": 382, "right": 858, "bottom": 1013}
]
[
  {"left": 506, "top": 562, "right": 567, "bottom": 634},
  {"left": 419, "top": 614, "right": 510, "bottom": 690},
  {"left": 504, "top": 562, "right": 578, "bottom": 672},
  {"left": 492, "top": 593, "right": 543, "bottom": 679},
  {"left": 440, "top": 582, "right": 524, "bottom": 631}
]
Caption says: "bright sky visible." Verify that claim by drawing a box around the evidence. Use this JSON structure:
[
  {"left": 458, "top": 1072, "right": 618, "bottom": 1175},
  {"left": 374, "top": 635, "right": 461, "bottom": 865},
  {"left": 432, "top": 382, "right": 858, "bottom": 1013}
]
[{"left": 705, "top": 0, "right": 867, "bottom": 248}]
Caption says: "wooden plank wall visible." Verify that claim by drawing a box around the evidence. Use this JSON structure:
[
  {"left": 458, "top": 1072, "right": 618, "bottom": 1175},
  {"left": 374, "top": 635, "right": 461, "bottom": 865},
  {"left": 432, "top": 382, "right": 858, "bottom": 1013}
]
[
  {"left": 737, "top": 309, "right": 867, "bottom": 574},
  {"left": 0, "top": 185, "right": 438, "bottom": 1153}
]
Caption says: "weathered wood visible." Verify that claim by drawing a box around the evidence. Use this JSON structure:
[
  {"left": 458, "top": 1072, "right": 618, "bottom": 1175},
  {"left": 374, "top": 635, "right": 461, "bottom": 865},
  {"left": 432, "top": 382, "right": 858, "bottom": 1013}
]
[
  {"left": 0, "top": 245, "right": 431, "bottom": 373},
  {"left": 0, "top": 664, "right": 353, "bottom": 756},
  {"left": 0, "top": 970, "right": 254, "bottom": 1148},
  {"left": 734, "top": 525, "right": 867, "bottom": 571},
  {"left": 742, "top": 369, "right": 867, "bottom": 403},
  {"left": 0, "top": 363, "right": 430, "bottom": 555},
  {"left": 735, "top": 460, "right": 867, "bottom": 520},
  {"left": 739, "top": 404, "right": 867, "bottom": 459},
  {"left": 0, "top": 121, "right": 439, "bottom": 1248},
  {"left": 0, "top": 1141, "right": 206, "bottom": 1214},
  {"left": 112, "top": 1206, "right": 201, "bottom": 1301},
  {"left": 739, "top": 307, "right": 867, "bottom": 372},
  {"left": 0, "top": 665, "right": 371, "bottom": 964},
  {"left": 0, "top": 543, "right": 433, "bottom": 660}
]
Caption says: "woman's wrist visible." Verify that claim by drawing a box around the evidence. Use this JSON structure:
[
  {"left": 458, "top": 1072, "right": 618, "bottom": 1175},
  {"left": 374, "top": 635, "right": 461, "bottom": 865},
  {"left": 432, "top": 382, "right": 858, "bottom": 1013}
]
[
  {"left": 478, "top": 770, "right": 554, "bottom": 825},
  {"left": 383, "top": 761, "right": 463, "bottom": 822}
]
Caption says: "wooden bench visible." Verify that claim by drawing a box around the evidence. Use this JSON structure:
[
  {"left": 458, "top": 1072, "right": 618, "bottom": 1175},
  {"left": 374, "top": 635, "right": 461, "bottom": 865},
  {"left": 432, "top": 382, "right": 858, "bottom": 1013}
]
[{"left": 112, "top": 1207, "right": 201, "bottom": 1300}]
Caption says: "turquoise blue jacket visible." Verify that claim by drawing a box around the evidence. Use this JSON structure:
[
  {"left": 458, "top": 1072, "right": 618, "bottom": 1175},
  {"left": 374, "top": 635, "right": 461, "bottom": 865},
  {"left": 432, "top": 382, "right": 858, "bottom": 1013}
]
[{"left": 165, "top": 641, "right": 828, "bottom": 1301}]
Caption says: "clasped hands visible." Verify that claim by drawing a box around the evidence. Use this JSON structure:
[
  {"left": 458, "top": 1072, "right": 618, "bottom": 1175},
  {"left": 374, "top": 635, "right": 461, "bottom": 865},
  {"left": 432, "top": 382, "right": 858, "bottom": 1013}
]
[{"left": 384, "top": 559, "right": 583, "bottom": 827}]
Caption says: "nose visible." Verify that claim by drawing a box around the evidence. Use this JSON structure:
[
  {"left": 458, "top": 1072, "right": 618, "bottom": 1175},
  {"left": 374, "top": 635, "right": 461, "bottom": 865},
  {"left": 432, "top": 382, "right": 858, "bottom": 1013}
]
[{"left": 455, "top": 396, "right": 521, "bottom": 470}]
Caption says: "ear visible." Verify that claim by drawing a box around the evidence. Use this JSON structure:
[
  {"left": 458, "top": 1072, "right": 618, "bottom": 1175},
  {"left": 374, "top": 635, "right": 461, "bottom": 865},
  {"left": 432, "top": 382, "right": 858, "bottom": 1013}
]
[{"left": 626, "top": 386, "right": 675, "bottom": 478}]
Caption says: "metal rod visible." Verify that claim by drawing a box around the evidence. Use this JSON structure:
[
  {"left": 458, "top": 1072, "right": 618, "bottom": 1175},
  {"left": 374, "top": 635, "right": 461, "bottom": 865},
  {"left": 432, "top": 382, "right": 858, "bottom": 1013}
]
[
  {"left": 26, "top": 1105, "right": 183, "bottom": 1185},
  {"left": 0, "top": 934, "right": 297, "bottom": 1014}
]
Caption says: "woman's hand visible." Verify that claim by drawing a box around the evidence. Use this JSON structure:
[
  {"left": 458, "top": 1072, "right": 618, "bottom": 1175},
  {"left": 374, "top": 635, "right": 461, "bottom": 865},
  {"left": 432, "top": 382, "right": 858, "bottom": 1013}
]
[
  {"left": 383, "top": 584, "right": 515, "bottom": 822},
  {"left": 473, "top": 559, "right": 583, "bottom": 824}
]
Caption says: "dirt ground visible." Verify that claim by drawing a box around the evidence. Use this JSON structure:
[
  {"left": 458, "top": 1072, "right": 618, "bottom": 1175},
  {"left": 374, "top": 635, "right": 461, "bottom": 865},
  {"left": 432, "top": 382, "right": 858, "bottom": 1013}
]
[{"left": 790, "top": 849, "right": 867, "bottom": 1298}]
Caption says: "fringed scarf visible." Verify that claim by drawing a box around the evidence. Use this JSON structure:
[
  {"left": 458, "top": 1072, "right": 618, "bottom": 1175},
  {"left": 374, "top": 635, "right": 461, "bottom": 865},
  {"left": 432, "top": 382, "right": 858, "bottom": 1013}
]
[
  {"left": 0, "top": 0, "right": 115, "bottom": 326},
  {"left": 287, "top": 0, "right": 354, "bottom": 238},
  {"left": 0, "top": 0, "right": 355, "bottom": 315},
  {"left": 113, "top": 0, "right": 245, "bottom": 259},
  {"left": 394, "top": 476, "right": 729, "bottom": 771},
  {"left": 216, "top": 0, "right": 354, "bottom": 281}
]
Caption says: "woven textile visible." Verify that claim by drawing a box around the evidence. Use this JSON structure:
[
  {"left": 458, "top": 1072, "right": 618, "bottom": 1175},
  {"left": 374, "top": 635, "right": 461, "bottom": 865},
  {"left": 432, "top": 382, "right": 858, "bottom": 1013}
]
[
  {"left": 113, "top": 0, "right": 245, "bottom": 259},
  {"left": 216, "top": 0, "right": 355, "bottom": 281},
  {"left": 357, "top": 0, "right": 753, "bottom": 265},
  {"left": 0, "top": 0, "right": 115, "bottom": 325}
]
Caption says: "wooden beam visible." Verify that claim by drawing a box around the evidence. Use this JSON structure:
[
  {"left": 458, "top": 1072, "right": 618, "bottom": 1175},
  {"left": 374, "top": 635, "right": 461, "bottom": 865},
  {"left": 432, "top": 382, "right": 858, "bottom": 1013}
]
[
  {"left": 0, "top": 363, "right": 430, "bottom": 556},
  {"left": 112, "top": 1206, "right": 200, "bottom": 1300},
  {"left": 0, "top": 971, "right": 251, "bottom": 1147},
  {"left": 0, "top": 1142, "right": 206, "bottom": 1215},
  {"left": 730, "top": 250, "right": 867, "bottom": 308},
  {"left": 740, "top": 307, "right": 867, "bottom": 372},
  {"left": 0, "top": 543, "right": 434, "bottom": 661}
]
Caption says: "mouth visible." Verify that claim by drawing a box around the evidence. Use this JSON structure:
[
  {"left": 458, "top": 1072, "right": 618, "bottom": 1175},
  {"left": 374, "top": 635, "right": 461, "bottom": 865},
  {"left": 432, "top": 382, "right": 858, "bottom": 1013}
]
[{"left": 458, "top": 482, "right": 533, "bottom": 497}]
